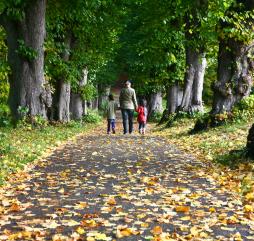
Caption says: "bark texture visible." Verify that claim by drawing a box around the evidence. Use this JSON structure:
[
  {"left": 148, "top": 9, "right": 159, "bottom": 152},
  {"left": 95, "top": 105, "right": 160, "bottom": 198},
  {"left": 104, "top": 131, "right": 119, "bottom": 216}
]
[
  {"left": 1, "top": 0, "right": 49, "bottom": 120},
  {"left": 98, "top": 85, "right": 111, "bottom": 110},
  {"left": 180, "top": 48, "right": 206, "bottom": 113},
  {"left": 167, "top": 82, "right": 183, "bottom": 114},
  {"left": 70, "top": 67, "right": 88, "bottom": 119},
  {"left": 57, "top": 34, "right": 74, "bottom": 122},
  {"left": 211, "top": 1, "right": 254, "bottom": 114},
  {"left": 148, "top": 91, "right": 163, "bottom": 117},
  {"left": 211, "top": 41, "right": 254, "bottom": 114}
]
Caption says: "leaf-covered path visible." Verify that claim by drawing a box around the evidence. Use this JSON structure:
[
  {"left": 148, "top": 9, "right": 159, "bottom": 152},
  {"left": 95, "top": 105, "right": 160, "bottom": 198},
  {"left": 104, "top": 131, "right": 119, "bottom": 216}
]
[{"left": 0, "top": 125, "right": 254, "bottom": 240}]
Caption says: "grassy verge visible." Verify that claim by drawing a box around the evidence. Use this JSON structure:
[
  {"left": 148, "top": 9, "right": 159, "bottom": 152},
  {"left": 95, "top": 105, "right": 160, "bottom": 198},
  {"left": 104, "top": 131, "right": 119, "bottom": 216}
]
[
  {"left": 0, "top": 121, "right": 97, "bottom": 185},
  {"left": 153, "top": 118, "right": 254, "bottom": 203}
]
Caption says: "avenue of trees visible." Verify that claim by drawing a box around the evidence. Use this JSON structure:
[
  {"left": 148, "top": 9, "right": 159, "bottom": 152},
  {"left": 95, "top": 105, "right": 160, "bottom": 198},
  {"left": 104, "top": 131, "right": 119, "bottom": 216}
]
[{"left": 0, "top": 0, "right": 254, "bottom": 155}]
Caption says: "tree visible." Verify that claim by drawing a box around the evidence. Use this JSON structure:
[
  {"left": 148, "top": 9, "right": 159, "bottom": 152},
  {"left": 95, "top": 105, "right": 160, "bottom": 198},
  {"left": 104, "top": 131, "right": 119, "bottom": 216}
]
[
  {"left": 0, "top": 0, "right": 50, "bottom": 121},
  {"left": 178, "top": 0, "right": 208, "bottom": 113},
  {"left": 46, "top": 0, "right": 123, "bottom": 121},
  {"left": 116, "top": 0, "right": 186, "bottom": 116},
  {"left": 211, "top": 0, "right": 254, "bottom": 115}
]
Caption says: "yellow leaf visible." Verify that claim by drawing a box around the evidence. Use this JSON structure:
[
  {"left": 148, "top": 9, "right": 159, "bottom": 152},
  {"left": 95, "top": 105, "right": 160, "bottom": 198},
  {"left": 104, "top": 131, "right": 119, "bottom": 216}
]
[
  {"left": 58, "top": 188, "right": 65, "bottom": 194},
  {"left": 76, "top": 227, "right": 85, "bottom": 235},
  {"left": 244, "top": 204, "right": 253, "bottom": 213},
  {"left": 151, "top": 226, "right": 162, "bottom": 235},
  {"left": 209, "top": 207, "right": 216, "bottom": 213},
  {"left": 107, "top": 197, "right": 116, "bottom": 205},
  {"left": 94, "top": 232, "right": 109, "bottom": 240},
  {"left": 245, "top": 192, "right": 254, "bottom": 201},
  {"left": 76, "top": 202, "right": 88, "bottom": 209},
  {"left": 190, "top": 226, "right": 199, "bottom": 236},
  {"left": 116, "top": 225, "right": 139, "bottom": 238},
  {"left": 81, "top": 219, "right": 97, "bottom": 228},
  {"left": 175, "top": 206, "right": 190, "bottom": 213},
  {"left": 141, "top": 222, "right": 149, "bottom": 228}
]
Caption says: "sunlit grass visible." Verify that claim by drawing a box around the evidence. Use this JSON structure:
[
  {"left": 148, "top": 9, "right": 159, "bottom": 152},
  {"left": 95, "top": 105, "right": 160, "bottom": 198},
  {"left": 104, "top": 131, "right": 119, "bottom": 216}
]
[{"left": 0, "top": 123, "right": 95, "bottom": 184}]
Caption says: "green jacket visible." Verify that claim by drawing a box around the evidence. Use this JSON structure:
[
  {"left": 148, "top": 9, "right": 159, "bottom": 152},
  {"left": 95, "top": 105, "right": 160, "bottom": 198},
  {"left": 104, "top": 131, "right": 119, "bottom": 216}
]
[
  {"left": 119, "top": 87, "right": 138, "bottom": 110},
  {"left": 107, "top": 100, "right": 117, "bottom": 119}
]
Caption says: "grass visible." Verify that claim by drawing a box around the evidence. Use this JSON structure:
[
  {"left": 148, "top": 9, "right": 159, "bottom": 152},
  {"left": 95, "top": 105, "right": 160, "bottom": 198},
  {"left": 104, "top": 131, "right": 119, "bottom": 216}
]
[
  {"left": 0, "top": 121, "right": 97, "bottom": 185},
  {"left": 153, "top": 117, "right": 254, "bottom": 201}
]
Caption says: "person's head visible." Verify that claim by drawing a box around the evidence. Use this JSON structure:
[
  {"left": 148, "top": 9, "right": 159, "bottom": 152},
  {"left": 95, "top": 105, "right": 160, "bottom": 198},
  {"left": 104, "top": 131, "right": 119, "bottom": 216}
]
[
  {"left": 139, "top": 99, "right": 146, "bottom": 107},
  {"left": 125, "top": 80, "right": 131, "bottom": 88},
  {"left": 108, "top": 93, "right": 114, "bottom": 101}
]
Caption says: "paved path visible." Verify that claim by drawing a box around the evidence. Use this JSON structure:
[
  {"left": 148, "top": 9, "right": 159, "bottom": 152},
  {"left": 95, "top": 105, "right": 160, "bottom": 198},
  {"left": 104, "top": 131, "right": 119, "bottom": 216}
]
[{"left": 0, "top": 124, "right": 253, "bottom": 240}]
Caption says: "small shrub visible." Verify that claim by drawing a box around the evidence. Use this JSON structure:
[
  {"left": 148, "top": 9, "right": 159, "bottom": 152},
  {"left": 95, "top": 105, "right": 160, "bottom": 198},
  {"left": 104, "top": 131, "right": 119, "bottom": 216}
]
[
  {"left": 236, "top": 95, "right": 254, "bottom": 110},
  {"left": 83, "top": 110, "right": 102, "bottom": 123},
  {"left": 0, "top": 104, "right": 11, "bottom": 127},
  {"left": 149, "top": 111, "right": 163, "bottom": 123},
  {"left": 232, "top": 95, "right": 254, "bottom": 122}
]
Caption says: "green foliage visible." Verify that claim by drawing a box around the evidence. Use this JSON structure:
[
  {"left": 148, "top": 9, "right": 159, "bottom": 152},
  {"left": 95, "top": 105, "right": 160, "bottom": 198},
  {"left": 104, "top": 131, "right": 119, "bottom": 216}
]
[
  {"left": 0, "top": 0, "right": 27, "bottom": 20},
  {"left": 193, "top": 96, "right": 254, "bottom": 132},
  {"left": 232, "top": 95, "right": 254, "bottom": 122},
  {"left": 0, "top": 104, "right": 10, "bottom": 127},
  {"left": 83, "top": 110, "right": 102, "bottom": 123},
  {"left": 0, "top": 27, "right": 10, "bottom": 106},
  {"left": 236, "top": 95, "right": 254, "bottom": 110},
  {"left": 149, "top": 111, "right": 163, "bottom": 123},
  {"left": 80, "top": 84, "right": 97, "bottom": 101},
  {"left": 16, "top": 39, "right": 38, "bottom": 61},
  {"left": 219, "top": 9, "right": 254, "bottom": 43},
  {"left": 45, "top": 0, "right": 123, "bottom": 96}
]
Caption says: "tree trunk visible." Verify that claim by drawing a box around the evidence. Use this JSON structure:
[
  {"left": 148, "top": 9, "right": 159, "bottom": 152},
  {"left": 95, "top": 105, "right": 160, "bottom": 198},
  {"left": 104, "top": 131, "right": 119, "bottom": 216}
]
[
  {"left": 1, "top": 0, "right": 48, "bottom": 121},
  {"left": 57, "top": 34, "right": 73, "bottom": 122},
  {"left": 58, "top": 80, "right": 71, "bottom": 122},
  {"left": 167, "top": 82, "right": 180, "bottom": 114},
  {"left": 191, "top": 54, "right": 206, "bottom": 112},
  {"left": 148, "top": 91, "right": 163, "bottom": 117},
  {"left": 98, "top": 85, "right": 111, "bottom": 110},
  {"left": 247, "top": 124, "right": 254, "bottom": 158},
  {"left": 180, "top": 47, "right": 206, "bottom": 113},
  {"left": 70, "top": 67, "right": 88, "bottom": 119},
  {"left": 211, "top": 41, "right": 253, "bottom": 114},
  {"left": 91, "top": 85, "right": 99, "bottom": 110},
  {"left": 211, "top": 1, "right": 254, "bottom": 115},
  {"left": 83, "top": 68, "right": 88, "bottom": 116}
]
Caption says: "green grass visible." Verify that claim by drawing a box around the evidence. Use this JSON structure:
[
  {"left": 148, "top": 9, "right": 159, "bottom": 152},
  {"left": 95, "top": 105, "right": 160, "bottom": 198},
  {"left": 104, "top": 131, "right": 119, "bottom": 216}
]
[{"left": 0, "top": 122, "right": 96, "bottom": 184}]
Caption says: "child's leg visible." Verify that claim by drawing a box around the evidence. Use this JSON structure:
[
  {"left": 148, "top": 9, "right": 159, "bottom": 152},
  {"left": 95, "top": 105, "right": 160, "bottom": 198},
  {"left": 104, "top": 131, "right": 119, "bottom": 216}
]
[
  {"left": 112, "top": 119, "right": 116, "bottom": 134},
  {"left": 107, "top": 119, "right": 111, "bottom": 134},
  {"left": 143, "top": 122, "right": 146, "bottom": 134},
  {"left": 138, "top": 122, "right": 142, "bottom": 133}
]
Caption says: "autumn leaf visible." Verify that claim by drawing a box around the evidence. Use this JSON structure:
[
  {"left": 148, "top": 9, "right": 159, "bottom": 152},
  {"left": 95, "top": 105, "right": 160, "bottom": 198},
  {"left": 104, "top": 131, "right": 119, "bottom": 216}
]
[
  {"left": 106, "top": 197, "right": 116, "bottom": 205},
  {"left": 175, "top": 206, "right": 190, "bottom": 213},
  {"left": 116, "top": 225, "right": 139, "bottom": 238},
  {"left": 151, "top": 226, "right": 162, "bottom": 235},
  {"left": 9, "top": 203, "right": 21, "bottom": 212}
]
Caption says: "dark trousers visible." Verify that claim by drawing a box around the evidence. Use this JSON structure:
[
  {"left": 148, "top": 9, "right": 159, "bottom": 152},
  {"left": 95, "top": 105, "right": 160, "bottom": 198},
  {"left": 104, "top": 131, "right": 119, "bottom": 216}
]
[
  {"left": 121, "top": 109, "right": 134, "bottom": 134},
  {"left": 139, "top": 122, "right": 146, "bottom": 130},
  {"left": 107, "top": 119, "right": 115, "bottom": 133}
]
